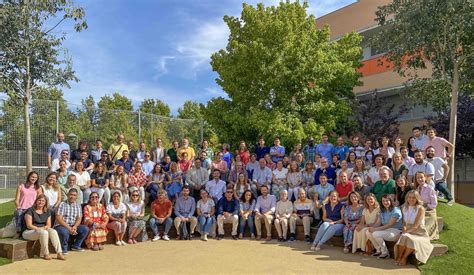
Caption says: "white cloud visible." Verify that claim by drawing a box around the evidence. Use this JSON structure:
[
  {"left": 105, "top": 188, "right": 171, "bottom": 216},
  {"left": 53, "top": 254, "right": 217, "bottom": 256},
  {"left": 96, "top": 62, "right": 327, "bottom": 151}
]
[{"left": 153, "top": 55, "right": 176, "bottom": 79}]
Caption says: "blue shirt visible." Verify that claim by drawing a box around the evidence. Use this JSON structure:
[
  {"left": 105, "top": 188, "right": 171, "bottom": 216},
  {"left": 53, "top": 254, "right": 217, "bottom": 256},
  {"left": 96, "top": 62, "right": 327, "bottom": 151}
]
[
  {"left": 217, "top": 197, "right": 239, "bottom": 216},
  {"left": 141, "top": 160, "right": 155, "bottom": 176},
  {"left": 380, "top": 207, "right": 403, "bottom": 229},
  {"left": 325, "top": 202, "right": 343, "bottom": 221},
  {"left": 316, "top": 143, "right": 334, "bottom": 164},
  {"left": 48, "top": 141, "right": 70, "bottom": 161},
  {"left": 116, "top": 158, "right": 134, "bottom": 173},
  {"left": 302, "top": 145, "right": 317, "bottom": 162},
  {"left": 255, "top": 146, "right": 270, "bottom": 161},
  {"left": 174, "top": 195, "right": 196, "bottom": 218},
  {"left": 332, "top": 145, "right": 349, "bottom": 162},
  {"left": 314, "top": 167, "right": 336, "bottom": 186},
  {"left": 270, "top": 145, "right": 285, "bottom": 163},
  {"left": 313, "top": 183, "right": 335, "bottom": 204},
  {"left": 222, "top": 152, "right": 233, "bottom": 170},
  {"left": 253, "top": 166, "right": 272, "bottom": 186}
]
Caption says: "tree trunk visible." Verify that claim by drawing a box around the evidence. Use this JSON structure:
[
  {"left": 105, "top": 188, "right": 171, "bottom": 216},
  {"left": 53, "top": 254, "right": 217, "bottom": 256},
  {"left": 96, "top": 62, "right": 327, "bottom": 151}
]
[
  {"left": 25, "top": 56, "right": 33, "bottom": 173},
  {"left": 447, "top": 62, "right": 459, "bottom": 201}
]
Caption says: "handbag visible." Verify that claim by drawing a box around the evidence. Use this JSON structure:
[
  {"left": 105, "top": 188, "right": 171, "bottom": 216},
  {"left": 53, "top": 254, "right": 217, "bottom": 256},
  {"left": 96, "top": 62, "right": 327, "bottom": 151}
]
[
  {"left": 0, "top": 218, "right": 16, "bottom": 238},
  {"left": 365, "top": 239, "right": 374, "bottom": 256}
]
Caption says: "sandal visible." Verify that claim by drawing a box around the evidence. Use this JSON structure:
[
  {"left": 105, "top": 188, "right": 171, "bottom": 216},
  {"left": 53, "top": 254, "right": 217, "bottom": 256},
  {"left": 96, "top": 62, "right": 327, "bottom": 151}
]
[
  {"left": 92, "top": 244, "right": 99, "bottom": 251},
  {"left": 43, "top": 255, "right": 52, "bottom": 260},
  {"left": 57, "top": 253, "right": 66, "bottom": 261}
]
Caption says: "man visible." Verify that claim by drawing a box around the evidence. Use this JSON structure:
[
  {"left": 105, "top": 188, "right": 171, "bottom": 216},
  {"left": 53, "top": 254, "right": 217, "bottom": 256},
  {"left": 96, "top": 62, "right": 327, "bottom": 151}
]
[
  {"left": 302, "top": 137, "right": 317, "bottom": 163},
  {"left": 426, "top": 146, "right": 454, "bottom": 206},
  {"left": 349, "top": 136, "right": 365, "bottom": 158},
  {"left": 270, "top": 138, "right": 285, "bottom": 163},
  {"left": 289, "top": 189, "right": 313, "bottom": 242},
  {"left": 71, "top": 140, "right": 88, "bottom": 164},
  {"left": 314, "top": 158, "right": 336, "bottom": 186},
  {"left": 364, "top": 140, "right": 372, "bottom": 155},
  {"left": 316, "top": 134, "right": 334, "bottom": 164},
  {"left": 98, "top": 151, "right": 115, "bottom": 174},
  {"left": 136, "top": 142, "right": 147, "bottom": 162},
  {"left": 423, "top": 128, "right": 454, "bottom": 159},
  {"left": 173, "top": 186, "right": 197, "bottom": 240},
  {"left": 400, "top": 146, "right": 415, "bottom": 167},
  {"left": 205, "top": 169, "right": 226, "bottom": 204},
  {"left": 48, "top": 132, "right": 70, "bottom": 170},
  {"left": 60, "top": 174, "right": 82, "bottom": 204},
  {"left": 408, "top": 150, "right": 435, "bottom": 188},
  {"left": 310, "top": 174, "right": 334, "bottom": 221},
  {"left": 187, "top": 159, "right": 208, "bottom": 197},
  {"left": 149, "top": 190, "right": 173, "bottom": 241},
  {"left": 252, "top": 158, "right": 272, "bottom": 194},
  {"left": 372, "top": 167, "right": 396, "bottom": 202},
  {"left": 73, "top": 151, "right": 94, "bottom": 173},
  {"left": 332, "top": 136, "right": 349, "bottom": 162},
  {"left": 167, "top": 140, "right": 179, "bottom": 162},
  {"left": 246, "top": 153, "right": 259, "bottom": 181},
  {"left": 177, "top": 138, "right": 195, "bottom": 161},
  {"left": 254, "top": 185, "right": 276, "bottom": 241},
  {"left": 255, "top": 137, "right": 270, "bottom": 161},
  {"left": 198, "top": 151, "right": 211, "bottom": 173},
  {"left": 50, "top": 149, "right": 71, "bottom": 172},
  {"left": 116, "top": 150, "right": 134, "bottom": 173},
  {"left": 141, "top": 152, "right": 155, "bottom": 176},
  {"left": 151, "top": 138, "right": 166, "bottom": 163},
  {"left": 412, "top": 126, "right": 428, "bottom": 151},
  {"left": 161, "top": 155, "right": 172, "bottom": 172},
  {"left": 216, "top": 187, "right": 240, "bottom": 240},
  {"left": 128, "top": 140, "right": 137, "bottom": 163},
  {"left": 108, "top": 134, "right": 129, "bottom": 162},
  {"left": 90, "top": 139, "right": 105, "bottom": 164},
  {"left": 54, "top": 188, "right": 89, "bottom": 254}
]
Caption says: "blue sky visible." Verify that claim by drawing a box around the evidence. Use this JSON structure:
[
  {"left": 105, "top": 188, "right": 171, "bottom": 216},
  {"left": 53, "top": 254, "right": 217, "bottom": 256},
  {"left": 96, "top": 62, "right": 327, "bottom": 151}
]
[{"left": 62, "top": 0, "right": 356, "bottom": 113}]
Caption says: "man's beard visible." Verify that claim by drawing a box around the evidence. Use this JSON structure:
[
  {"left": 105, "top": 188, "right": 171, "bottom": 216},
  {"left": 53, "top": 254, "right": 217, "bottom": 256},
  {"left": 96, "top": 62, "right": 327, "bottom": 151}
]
[{"left": 427, "top": 154, "right": 434, "bottom": 159}]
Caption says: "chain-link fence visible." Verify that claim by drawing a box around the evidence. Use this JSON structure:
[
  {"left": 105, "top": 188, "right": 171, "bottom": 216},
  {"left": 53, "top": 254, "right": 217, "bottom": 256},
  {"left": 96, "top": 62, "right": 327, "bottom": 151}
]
[{"left": 0, "top": 98, "right": 204, "bottom": 200}]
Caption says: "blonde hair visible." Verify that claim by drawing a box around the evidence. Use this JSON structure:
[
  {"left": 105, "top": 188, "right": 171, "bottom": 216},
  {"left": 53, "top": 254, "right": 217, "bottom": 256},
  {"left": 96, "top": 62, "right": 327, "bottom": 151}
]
[
  {"left": 403, "top": 190, "right": 424, "bottom": 209},
  {"left": 363, "top": 193, "right": 380, "bottom": 209}
]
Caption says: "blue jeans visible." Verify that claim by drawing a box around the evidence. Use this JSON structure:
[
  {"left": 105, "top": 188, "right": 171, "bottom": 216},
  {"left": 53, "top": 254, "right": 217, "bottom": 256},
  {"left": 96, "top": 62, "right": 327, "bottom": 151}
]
[
  {"left": 198, "top": 215, "right": 214, "bottom": 234},
  {"left": 239, "top": 214, "right": 255, "bottom": 235},
  {"left": 14, "top": 209, "right": 27, "bottom": 233},
  {"left": 436, "top": 181, "right": 453, "bottom": 201},
  {"left": 149, "top": 217, "right": 173, "bottom": 236},
  {"left": 55, "top": 224, "right": 89, "bottom": 252},
  {"left": 312, "top": 222, "right": 344, "bottom": 246}
]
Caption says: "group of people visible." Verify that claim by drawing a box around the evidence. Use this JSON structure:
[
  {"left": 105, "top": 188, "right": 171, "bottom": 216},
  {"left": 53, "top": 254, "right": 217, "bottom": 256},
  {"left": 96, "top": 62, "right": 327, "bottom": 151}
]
[{"left": 12, "top": 126, "right": 453, "bottom": 265}]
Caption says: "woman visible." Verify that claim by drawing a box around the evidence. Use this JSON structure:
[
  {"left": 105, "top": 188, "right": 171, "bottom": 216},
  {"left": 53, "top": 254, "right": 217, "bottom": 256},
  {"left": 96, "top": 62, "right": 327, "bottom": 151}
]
[
  {"left": 290, "top": 143, "right": 302, "bottom": 162},
  {"left": 90, "top": 162, "right": 111, "bottom": 204},
  {"left": 414, "top": 172, "right": 439, "bottom": 240},
  {"left": 274, "top": 190, "right": 293, "bottom": 242},
  {"left": 301, "top": 161, "right": 316, "bottom": 194},
  {"left": 72, "top": 161, "right": 91, "bottom": 203},
  {"left": 165, "top": 162, "right": 182, "bottom": 201},
  {"left": 128, "top": 162, "right": 148, "bottom": 202},
  {"left": 364, "top": 150, "right": 375, "bottom": 169},
  {"left": 352, "top": 193, "right": 380, "bottom": 254},
  {"left": 395, "top": 176, "right": 412, "bottom": 207},
  {"left": 41, "top": 173, "right": 62, "bottom": 222},
  {"left": 237, "top": 141, "right": 250, "bottom": 165},
  {"left": 343, "top": 192, "right": 363, "bottom": 253},
  {"left": 126, "top": 188, "right": 147, "bottom": 243},
  {"left": 56, "top": 160, "right": 71, "bottom": 186},
  {"left": 287, "top": 161, "right": 302, "bottom": 201},
  {"left": 395, "top": 190, "right": 434, "bottom": 265},
  {"left": 367, "top": 154, "right": 386, "bottom": 186},
  {"left": 391, "top": 152, "right": 408, "bottom": 180},
  {"left": 23, "top": 194, "right": 64, "bottom": 260},
  {"left": 347, "top": 151, "right": 357, "bottom": 169},
  {"left": 14, "top": 171, "right": 42, "bottom": 238},
  {"left": 374, "top": 137, "right": 395, "bottom": 160},
  {"left": 264, "top": 153, "right": 275, "bottom": 170},
  {"left": 196, "top": 189, "right": 215, "bottom": 241},
  {"left": 310, "top": 191, "right": 344, "bottom": 251},
  {"left": 336, "top": 160, "right": 353, "bottom": 183},
  {"left": 331, "top": 155, "right": 341, "bottom": 170},
  {"left": 147, "top": 163, "right": 165, "bottom": 202},
  {"left": 393, "top": 137, "right": 403, "bottom": 153},
  {"left": 110, "top": 165, "right": 129, "bottom": 203},
  {"left": 366, "top": 195, "right": 402, "bottom": 259},
  {"left": 351, "top": 158, "right": 368, "bottom": 184},
  {"left": 201, "top": 139, "right": 214, "bottom": 164},
  {"left": 83, "top": 192, "right": 109, "bottom": 250},
  {"left": 234, "top": 173, "right": 251, "bottom": 199},
  {"left": 106, "top": 192, "right": 128, "bottom": 246},
  {"left": 407, "top": 136, "right": 417, "bottom": 158},
  {"left": 272, "top": 160, "right": 288, "bottom": 200},
  {"left": 211, "top": 152, "right": 228, "bottom": 181},
  {"left": 222, "top": 143, "right": 233, "bottom": 171},
  {"left": 239, "top": 190, "right": 256, "bottom": 239}
]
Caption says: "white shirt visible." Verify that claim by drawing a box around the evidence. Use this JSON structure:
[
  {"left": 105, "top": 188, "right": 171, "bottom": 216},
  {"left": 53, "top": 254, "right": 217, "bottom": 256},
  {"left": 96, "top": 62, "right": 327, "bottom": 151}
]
[
  {"left": 72, "top": 171, "right": 90, "bottom": 187},
  {"left": 197, "top": 199, "right": 215, "bottom": 215},
  {"left": 426, "top": 157, "right": 446, "bottom": 182},
  {"left": 51, "top": 159, "right": 71, "bottom": 172},
  {"left": 272, "top": 168, "right": 288, "bottom": 180}
]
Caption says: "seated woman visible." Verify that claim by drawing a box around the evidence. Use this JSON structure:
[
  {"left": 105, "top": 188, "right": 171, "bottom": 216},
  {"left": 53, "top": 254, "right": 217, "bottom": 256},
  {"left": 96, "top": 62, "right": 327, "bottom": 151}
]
[
  {"left": 42, "top": 172, "right": 62, "bottom": 225},
  {"left": 228, "top": 161, "right": 249, "bottom": 187},
  {"left": 106, "top": 192, "right": 128, "bottom": 246},
  {"left": 72, "top": 161, "right": 91, "bottom": 203},
  {"left": 90, "top": 163, "right": 111, "bottom": 204},
  {"left": 14, "top": 171, "right": 42, "bottom": 238},
  {"left": 110, "top": 165, "right": 128, "bottom": 203},
  {"left": 414, "top": 172, "right": 439, "bottom": 240},
  {"left": 239, "top": 190, "right": 256, "bottom": 239},
  {"left": 310, "top": 190, "right": 344, "bottom": 251},
  {"left": 272, "top": 160, "right": 288, "bottom": 201},
  {"left": 165, "top": 162, "right": 183, "bottom": 202},
  {"left": 274, "top": 190, "right": 293, "bottom": 242},
  {"left": 196, "top": 189, "right": 215, "bottom": 241},
  {"left": 56, "top": 160, "right": 71, "bottom": 186},
  {"left": 343, "top": 191, "right": 363, "bottom": 253},
  {"left": 352, "top": 193, "right": 380, "bottom": 254},
  {"left": 366, "top": 195, "right": 402, "bottom": 259},
  {"left": 395, "top": 190, "right": 434, "bottom": 266},
  {"left": 301, "top": 161, "right": 315, "bottom": 194},
  {"left": 147, "top": 163, "right": 165, "bottom": 202},
  {"left": 83, "top": 192, "right": 109, "bottom": 251},
  {"left": 126, "top": 188, "right": 147, "bottom": 243},
  {"left": 211, "top": 152, "right": 228, "bottom": 181},
  {"left": 128, "top": 162, "right": 148, "bottom": 202},
  {"left": 234, "top": 173, "right": 252, "bottom": 199},
  {"left": 23, "top": 194, "right": 65, "bottom": 260},
  {"left": 395, "top": 175, "right": 412, "bottom": 207}
]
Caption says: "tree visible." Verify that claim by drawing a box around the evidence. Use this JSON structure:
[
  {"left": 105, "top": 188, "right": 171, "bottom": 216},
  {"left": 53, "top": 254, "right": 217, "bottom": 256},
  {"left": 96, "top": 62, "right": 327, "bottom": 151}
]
[
  {"left": 372, "top": 0, "right": 474, "bottom": 198},
  {"left": 0, "top": 0, "right": 86, "bottom": 172},
  {"left": 206, "top": 1, "right": 362, "bottom": 148},
  {"left": 97, "top": 93, "right": 136, "bottom": 146},
  {"left": 139, "top": 98, "right": 170, "bottom": 117}
]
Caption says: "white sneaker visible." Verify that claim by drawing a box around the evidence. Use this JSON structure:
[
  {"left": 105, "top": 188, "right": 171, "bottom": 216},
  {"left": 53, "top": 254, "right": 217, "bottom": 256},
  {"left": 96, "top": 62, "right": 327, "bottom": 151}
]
[
  {"left": 120, "top": 240, "right": 127, "bottom": 246},
  {"left": 162, "top": 235, "right": 170, "bottom": 241},
  {"left": 152, "top": 235, "right": 161, "bottom": 242},
  {"left": 203, "top": 234, "right": 208, "bottom": 241},
  {"left": 116, "top": 241, "right": 122, "bottom": 246},
  {"left": 447, "top": 200, "right": 454, "bottom": 206}
]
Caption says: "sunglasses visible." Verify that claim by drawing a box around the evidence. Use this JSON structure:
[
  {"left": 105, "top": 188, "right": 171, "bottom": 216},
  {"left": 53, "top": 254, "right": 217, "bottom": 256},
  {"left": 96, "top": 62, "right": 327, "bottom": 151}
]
[
  {"left": 132, "top": 194, "right": 139, "bottom": 197},
  {"left": 226, "top": 191, "right": 234, "bottom": 194}
]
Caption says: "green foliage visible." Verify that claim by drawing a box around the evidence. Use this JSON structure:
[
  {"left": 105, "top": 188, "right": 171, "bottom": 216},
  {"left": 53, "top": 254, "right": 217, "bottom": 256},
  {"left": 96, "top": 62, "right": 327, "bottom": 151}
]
[
  {"left": 139, "top": 98, "right": 170, "bottom": 117},
  {"left": 207, "top": 1, "right": 362, "bottom": 148}
]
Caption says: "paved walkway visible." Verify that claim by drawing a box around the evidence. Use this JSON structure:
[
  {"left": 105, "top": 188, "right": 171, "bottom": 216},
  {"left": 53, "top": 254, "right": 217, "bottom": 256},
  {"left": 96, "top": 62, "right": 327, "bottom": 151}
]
[{"left": 0, "top": 239, "right": 419, "bottom": 274}]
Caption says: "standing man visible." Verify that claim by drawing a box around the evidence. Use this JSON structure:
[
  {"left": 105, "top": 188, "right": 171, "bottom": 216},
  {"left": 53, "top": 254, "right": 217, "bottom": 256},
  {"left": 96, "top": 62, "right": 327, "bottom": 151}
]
[
  {"left": 90, "top": 139, "right": 105, "bottom": 164},
  {"left": 173, "top": 186, "right": 197, "bottom": 240},
  {"left": 54, "top": 188, "right": 89, "bottom": 253},
  {"left": 426, "top": 146, "right": 454, "bottom": 206},
  {"left": 423, "top": 128, "right": 454, "bottom": 159},
  {"left": 412, "top": 126, "right": 428, "bottom": 151},
  {"left": 128, "top": 140, "right": 137, "bottom": 163},
  {"left": 302, "top": 137, "right": 317, "bottom": 163},
  {"left": 216, "top": 187, "right": 239, "bottom": 240},
  {"left": 108, "top": 134, "right": 129, "bottom": 162},
  {"left": 332, "top": 136, "right": 349, "bottom": 162},
  {"left": 141, "top": 153, "right": 155, "bottom": 177},
  {"left": 167, "top": 140, "right": 179, "bottom": 162},
  {"left": 187, "top": 159, "right": 208, "bottom": 197},
  {"left": 177, "top": 138, "right": 195, "bottom": 161},
  {"left": 408, "top": 150, "right": 435, "bottom": 188},
  {"left": 254, "top": 185, "right": 276, "bottom": 241},
  {"left": 136, "top": 142, "right": 147, "bottom": 162},
  {"left": 255, "top": 137, "right": 270, "bottom": 161},
  {"left": 151, "top": 138, "right": 166, "bottom": 164},
  {"left": 349, "top": 136, "right": 365, "bottom": 158},
  {"left": 270, "top": 138, "right": 285, "bottom": 164},
  {"left": 48, "top": 132, "right": 70, "bottom": 170},
  {"left": 316, "top": 134, "right": 334, "bottom": 164}
]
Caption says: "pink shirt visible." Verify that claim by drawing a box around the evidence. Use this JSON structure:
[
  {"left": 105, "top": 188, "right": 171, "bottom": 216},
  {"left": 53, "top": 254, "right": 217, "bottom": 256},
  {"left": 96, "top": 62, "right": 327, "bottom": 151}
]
[
  {"left": 19, "top": 184, "right": 37, "bottom": 209},
  {"left": 423, "top": 137, "right": 449, "bottom": 158}
]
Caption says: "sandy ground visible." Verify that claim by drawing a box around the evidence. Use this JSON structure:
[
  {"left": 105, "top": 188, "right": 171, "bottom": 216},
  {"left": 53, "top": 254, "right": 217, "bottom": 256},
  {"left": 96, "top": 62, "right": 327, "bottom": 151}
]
[{"left": 0, "top": 239, "right": 419, "bottom": 275}]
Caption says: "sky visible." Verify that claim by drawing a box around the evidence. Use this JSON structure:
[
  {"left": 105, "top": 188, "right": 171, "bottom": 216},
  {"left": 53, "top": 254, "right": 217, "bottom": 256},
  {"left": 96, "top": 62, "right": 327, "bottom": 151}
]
[{"left": 61, "top": 0, "right": 356, "bottom": 113}]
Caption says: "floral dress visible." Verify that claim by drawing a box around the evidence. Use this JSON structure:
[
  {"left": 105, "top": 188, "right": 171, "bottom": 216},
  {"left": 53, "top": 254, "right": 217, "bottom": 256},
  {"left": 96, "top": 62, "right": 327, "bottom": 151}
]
[
  {"left": 84, "top": 203, "right": 109, "bottom": 248},
  {"left": 343, "top": 205, "right": 363, "bottom": 246}
]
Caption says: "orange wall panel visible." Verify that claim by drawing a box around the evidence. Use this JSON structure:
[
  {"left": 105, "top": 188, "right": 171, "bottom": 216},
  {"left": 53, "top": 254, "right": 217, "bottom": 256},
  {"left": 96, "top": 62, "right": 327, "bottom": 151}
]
[{"left": 358, "top": 57, "right": 394, "bottom": 77}]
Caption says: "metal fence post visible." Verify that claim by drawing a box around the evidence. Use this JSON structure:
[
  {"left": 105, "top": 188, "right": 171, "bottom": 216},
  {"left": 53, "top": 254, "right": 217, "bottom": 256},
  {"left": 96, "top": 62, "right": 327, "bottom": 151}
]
[
  {"left": 200, "top": 118, "right": 204, "bottom": 143},
  {"left": 56, "top": 100, "right": 59, "bottom": 134},
  {"left": 138, "top": 110, "right": 141, "bottom": 143}
]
